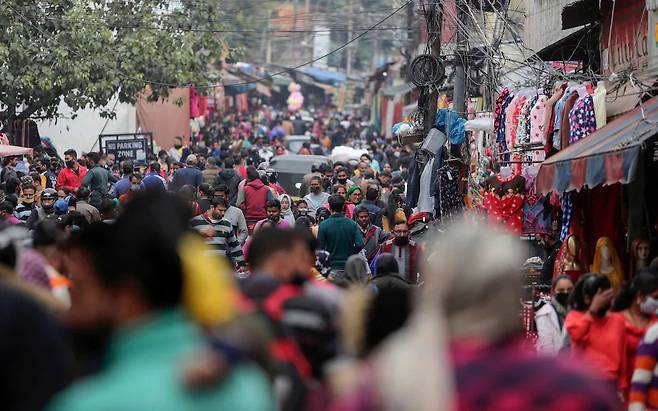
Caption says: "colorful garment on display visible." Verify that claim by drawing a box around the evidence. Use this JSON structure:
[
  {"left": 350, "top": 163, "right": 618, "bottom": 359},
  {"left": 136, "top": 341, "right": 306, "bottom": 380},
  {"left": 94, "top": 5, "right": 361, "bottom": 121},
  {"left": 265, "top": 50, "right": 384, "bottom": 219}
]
[
  {"left": 568, "top": 95, "right": 597, "bottom": 144},
  {"left": 505, "top": 96, "right": 526, "bottom": 152},
  {"left": 482, "top": 173, "right": 526, "bottom": 235},
  {"left": 494, "top": 91, "right": 514, "bottom": 156},
  {"left": 530, "top": 95, "right": 548, "bottom": 144},
  {"left": 515, "top": 96, "right": 537, "bottom": 146},
  {"left": 553, "top": 234, "right": 586, "bottom": 283},
  {"left": 560, "top": 192, "right": 574, "bottom": 242},
  {"left": 523, "top": 166, "right": 551, "bottom": 235},
  {"left": 435, "top": 164, "right": 463, "bottom": 224}
]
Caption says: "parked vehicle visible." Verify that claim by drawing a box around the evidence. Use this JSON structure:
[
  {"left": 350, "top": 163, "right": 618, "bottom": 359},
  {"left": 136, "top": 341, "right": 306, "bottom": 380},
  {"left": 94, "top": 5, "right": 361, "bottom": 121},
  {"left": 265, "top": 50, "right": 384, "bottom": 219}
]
[{"left": 269, "top": 154, "right": 332, "bottom": 197}]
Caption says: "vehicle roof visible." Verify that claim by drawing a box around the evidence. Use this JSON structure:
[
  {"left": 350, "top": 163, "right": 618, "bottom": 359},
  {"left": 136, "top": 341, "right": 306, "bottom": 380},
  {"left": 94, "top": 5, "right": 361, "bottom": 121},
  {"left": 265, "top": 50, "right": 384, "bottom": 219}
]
[{"left": 270, "top": 154, "right": 331, "bottom": 172}]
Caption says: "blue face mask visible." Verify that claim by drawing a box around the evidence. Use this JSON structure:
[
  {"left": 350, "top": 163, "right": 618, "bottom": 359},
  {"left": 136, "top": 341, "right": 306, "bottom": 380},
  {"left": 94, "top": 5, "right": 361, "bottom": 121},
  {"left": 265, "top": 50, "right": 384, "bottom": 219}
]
[{"left": 640, "top": 297, "right": 658, "bottom": 315}]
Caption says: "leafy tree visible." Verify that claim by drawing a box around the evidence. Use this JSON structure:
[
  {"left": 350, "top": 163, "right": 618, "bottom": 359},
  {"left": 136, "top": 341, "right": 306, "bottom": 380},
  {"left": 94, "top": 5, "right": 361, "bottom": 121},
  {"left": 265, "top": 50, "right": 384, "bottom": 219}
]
[{"left": 0, "top": 0, "right": 232, "bottom": 124}]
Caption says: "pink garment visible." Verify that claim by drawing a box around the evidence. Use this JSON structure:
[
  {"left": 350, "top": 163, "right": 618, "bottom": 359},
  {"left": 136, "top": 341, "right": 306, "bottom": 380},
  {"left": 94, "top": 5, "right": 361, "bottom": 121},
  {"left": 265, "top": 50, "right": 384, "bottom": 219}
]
[
  {"left": 504, "top": 96, "right": 526, "bottom": 151},
  {"left": 530, "top": 95, "right": 548, "bottom": 144},
  {"left": 322, "top": 202, "right": 354, "bottom": 219}
]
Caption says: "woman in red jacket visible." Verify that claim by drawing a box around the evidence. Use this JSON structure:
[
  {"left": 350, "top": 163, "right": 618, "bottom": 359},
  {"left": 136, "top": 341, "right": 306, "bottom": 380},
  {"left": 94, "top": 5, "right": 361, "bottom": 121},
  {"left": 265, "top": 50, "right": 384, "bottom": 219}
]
[{"left": 565, "top": 273, "right": 627, "bottom": 394}]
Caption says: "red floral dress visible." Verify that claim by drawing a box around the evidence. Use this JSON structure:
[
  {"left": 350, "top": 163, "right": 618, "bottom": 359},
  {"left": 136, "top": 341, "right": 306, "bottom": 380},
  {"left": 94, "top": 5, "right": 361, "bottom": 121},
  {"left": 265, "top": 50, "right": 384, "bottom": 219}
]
[{"left": 482, "top": 174, "right": 526, "bottom": 235}]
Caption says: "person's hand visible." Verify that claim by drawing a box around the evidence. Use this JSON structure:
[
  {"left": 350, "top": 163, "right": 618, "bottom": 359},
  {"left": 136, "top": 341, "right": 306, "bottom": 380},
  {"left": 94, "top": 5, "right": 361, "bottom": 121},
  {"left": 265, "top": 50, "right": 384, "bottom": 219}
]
[{"left": 589, "top": 288, "right": 615, "bottom": 315}]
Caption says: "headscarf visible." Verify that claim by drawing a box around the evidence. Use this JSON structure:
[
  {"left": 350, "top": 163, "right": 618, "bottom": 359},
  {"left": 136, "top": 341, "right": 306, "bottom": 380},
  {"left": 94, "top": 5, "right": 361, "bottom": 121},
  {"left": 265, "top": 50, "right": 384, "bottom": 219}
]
[
  {"left": 278, "top": 194, "right": 296, "bottom": 226},
  {"left": 344, "top": 255, "right": 370, "bottom": 286},
  {"left": 591, "top": 236, "right": 624, "bottom": 290},
  {"left": 346, "top": 185, "right": 362, "bottom": 205}
]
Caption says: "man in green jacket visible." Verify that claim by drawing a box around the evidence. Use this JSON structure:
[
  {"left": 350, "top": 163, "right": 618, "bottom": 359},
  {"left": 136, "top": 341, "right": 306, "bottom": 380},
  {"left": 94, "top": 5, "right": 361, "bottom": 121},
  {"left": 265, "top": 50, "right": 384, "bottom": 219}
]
[
  {"left": 81, "top": 152, "right": 118, "bottom": 195},
  {"left": 47, "top": 194, "right": 272, "bottom": 411},
  {"left": 318, "top": 194, "right": 364, "bottom": 271}
]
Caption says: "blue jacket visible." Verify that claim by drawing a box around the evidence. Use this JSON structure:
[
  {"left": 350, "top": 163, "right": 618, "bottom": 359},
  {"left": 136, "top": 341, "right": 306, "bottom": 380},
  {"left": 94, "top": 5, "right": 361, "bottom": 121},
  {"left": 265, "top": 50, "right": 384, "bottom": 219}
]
[{"left": 169, "top": 167, "right": 203, "bottom": 191}]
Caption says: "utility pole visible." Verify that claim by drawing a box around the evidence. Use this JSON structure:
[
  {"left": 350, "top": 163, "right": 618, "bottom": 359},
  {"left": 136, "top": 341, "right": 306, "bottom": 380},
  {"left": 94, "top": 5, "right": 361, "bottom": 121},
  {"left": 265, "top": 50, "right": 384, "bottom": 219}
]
[
  {"left": 292, "top": 0, "right": 299, "bottom": 65},
  {"left": 424, "top": 0, "right": 443, "bottom": 135},
  {"left": 305, "top": 0, "right": 311, "bottom": 63},
  {"left": 453, "top": 0, "right": 468, "bottom": 118},
  {"left": 266, "top": 10, "right": 272, "bottom": 64},
  {"left": 346, "top": 0, "right": 353, "bottom": 77}
]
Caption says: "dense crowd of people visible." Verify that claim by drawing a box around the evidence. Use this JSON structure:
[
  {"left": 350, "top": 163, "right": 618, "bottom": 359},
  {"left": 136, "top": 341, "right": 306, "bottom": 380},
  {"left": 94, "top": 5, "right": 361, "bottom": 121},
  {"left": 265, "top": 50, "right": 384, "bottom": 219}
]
[{"left": 0, "top": 108, "right": 655, "bottom": 411}]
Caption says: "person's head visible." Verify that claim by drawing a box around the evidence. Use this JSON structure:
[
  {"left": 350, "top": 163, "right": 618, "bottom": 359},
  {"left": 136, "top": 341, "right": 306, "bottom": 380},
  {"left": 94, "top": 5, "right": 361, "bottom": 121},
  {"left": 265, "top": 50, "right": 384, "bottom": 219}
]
[
  {"left": 40, "top": 188, "right": 57, "bottom": 211},
  {"left": 100, "top": 198, "right": 118, "bottom": 220},
  {"left": 106, "top": 153, "right": 115, "bottom": 167},
  {"left": 279, "top": 194, "right": 291, "bottom": 212},
  {"left": 57, "top": 188, "right": 70, "bottom": 200},
  {"left": 335, "top": 167, "right": 349, "bottom": 185},
  {"left": 296, "top": 199, "right": 309, "bottom": 216},
  {"left": 209, "top": 196, "right": 228, "bottom": 221},
  {"left": 196, "top": 153, "right": 207, "bottom": 169},
  {"left": 86, "top": 152, "right": 100, "bottom": 167},
  {"left": 266, "top": 199, "right": 282, "bottom": 221},
  {"left": 213, "top": 184, "right": 229, "bottom": 199},
  {"left": 76, "top": 186, "right": 91, "bottom": 201},
  {"left": 376, "top": 253, "right": 400, "bottom": 276},
  {"left": 118, "top": 160, "right": 132, "bottom": 177},
  {"left": 316, "top": 207, "right": 331, "bottom": 224},
  {"left": 149, "top": 161, "right": 161, "bottom": 174},
  {"left": 537, "top": 232, "right": 558, "bottom": 249},
  {"left": 551, "top": 275, "right": 574, "bottom": 307},
  {"left": 342, "top": 254, "right": 370, "bottom": 287},
  {"left": 173, "top": 136, "right": 183, "bottom": 149},
  {"left": 360, "top": 154, "right": 372, "bottom": 165},
  {"left": 5, "top": 177, "right": 20, "bottom": 195},
  {"left": 247, "top": 228, "right": 316, "bottom": 282},
  {"left": 392, "top": 221, "right": 410, "bottom": 246},
  {"left": 355, "top": 206, "right": 370, "bottom": 229},
  {"left": 186, "top": 154, "right": 198, "bottom": 167},
  {"left": 570, "top": 273, "right": 612, "bottom": 316},
  {"left": 64, "top": 193, "right": 190, "bottom": 330},
  {"left": 0, "top": 201, "right": 14, "bottom": 219},
  {"left": 309, "top": 176, "right": 322, "bottom": 194},
  {"left": 332, "top": 184, "right": 347, "bottom": 198},
  {"left": 206, "top": 156, "right": 217, "bottom": 168},
  {"left": 223, "top": 156, "right": 235, "bottom": 169},
  {"left": 348, "top": 186, "right": 362, "bottom": 204},
  {"left": 383, "top": 163, "right": 393, "bottom": 173},
  {"left": 198, "top": 183, "right": 213, "bottom": 200},
  {"left": 63, "top": 149, "right": 78, "bottom": 168},
  {"left": 378, "top": 171, "right": 392, "bottom": 187},
  {"left": 35, "top": 157, "right": 50, "bottom": 173},
  {"left": 358, "top": 161, "right": 369, "bottom": 174},
  {"left": 328, "top": 194, "right": 346, "bottom": 214},
  {"left": 130, "top": 173, "right": 142, "bottom": 187},
  {"left": 20, "top": 185, "right": 36, "bottom": 204},
  {"left": 246, "top": 166, "right": 259, "bottom": 182},
  {"left": 613, "top": 268, "right": 658, "bottom": 314},
  {"left": 633, "top": 237, "right": 652, "bottom": 261},
  {"left": 365, "top": 185, "right": 380, "bottom": 202}
]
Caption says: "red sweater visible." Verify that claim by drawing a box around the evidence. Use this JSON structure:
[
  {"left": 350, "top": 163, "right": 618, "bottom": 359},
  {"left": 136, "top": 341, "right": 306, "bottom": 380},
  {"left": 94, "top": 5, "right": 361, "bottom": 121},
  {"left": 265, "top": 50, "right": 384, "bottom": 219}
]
[
  {"left": 56, "top": 166, "right": 87, "bottom": 192},
  {"left": 565, "top": 310, "right": 627, "bottom": 389}
]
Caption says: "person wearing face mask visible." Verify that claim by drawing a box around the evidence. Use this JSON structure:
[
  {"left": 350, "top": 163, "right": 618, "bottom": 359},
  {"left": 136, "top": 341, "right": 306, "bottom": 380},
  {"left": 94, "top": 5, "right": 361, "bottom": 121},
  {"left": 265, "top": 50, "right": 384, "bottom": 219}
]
[
  {"left": 535, "top": 275, "right": 574, "bottom": 355},
  {"left": 14, "top": 184, "right": 37, "bottom": 223},
  {"left": 334, "top": 166, "right": 354, "bottom": 188},
  {"left": 303, "top": 176, "right": 330, "bottom": 218},
  {"left": 565, "top": 273, "right": 628, "bottom": 393},
  {"left": 612, "top": 271, "right": 658, "bottom": 392},
  {"left": 167, "top": 136, "right": 187, "bottom": 162},
  {"left": 56, "top": 149, "right": 87, "bottom": 193},
  {"left": 376, "top": 220, "right": 421, "bottom": 284}
]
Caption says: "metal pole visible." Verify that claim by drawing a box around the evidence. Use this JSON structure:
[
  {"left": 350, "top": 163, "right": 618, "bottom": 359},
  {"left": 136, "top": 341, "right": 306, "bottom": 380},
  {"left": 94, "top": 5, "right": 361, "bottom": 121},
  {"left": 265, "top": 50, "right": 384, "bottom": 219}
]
[
  {"left": 346, "top": 0, "right": 353, "bottom": 76},
  {"left": 424, "top": 0, "right": 443, "bottom": 135},
  {"left": 453, "top": 0, "right": 468, "bottom": 118}
]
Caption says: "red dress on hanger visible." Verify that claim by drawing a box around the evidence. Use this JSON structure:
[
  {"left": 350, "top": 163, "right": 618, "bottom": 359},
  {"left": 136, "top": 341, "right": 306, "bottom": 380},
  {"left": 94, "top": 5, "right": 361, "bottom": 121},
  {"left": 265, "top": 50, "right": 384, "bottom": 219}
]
[{"left": 482, "top": 173, "right": 526, "bottom": 235}]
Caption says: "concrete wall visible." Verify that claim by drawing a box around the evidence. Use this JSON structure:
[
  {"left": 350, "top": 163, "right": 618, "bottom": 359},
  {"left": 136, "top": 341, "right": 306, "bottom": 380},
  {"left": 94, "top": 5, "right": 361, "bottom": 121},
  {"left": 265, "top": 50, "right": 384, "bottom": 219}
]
[
  {"left": 524, "top": 0, "right": 581, "bottom": 53},
  {"left": 36, "top": 96, "right": 136, "bottom": 157}
]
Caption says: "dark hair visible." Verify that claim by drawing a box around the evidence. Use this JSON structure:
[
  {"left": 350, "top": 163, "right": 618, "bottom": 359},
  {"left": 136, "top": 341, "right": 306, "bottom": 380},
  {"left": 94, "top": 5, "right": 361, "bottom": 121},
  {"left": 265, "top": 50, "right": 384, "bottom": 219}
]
[
  {"left": 5, "top": 177, "right": 20, "bottom": 194},
  {"left": 150, "top": 162, "right": 161, "bottom": 173},
  {"left": 76, "top": 186, "right": 91, "bottom": 200},
  {"left": 310, "top": 176, "right": 322, "bottom": 184},
  {"left": 214, "top": 184, "right": 229, "bottom": 195},
  {"left": 248, "top": 227, "right": 316, "bottom": 270},
  {"left": 335, "top": 166, "right": 348, "bottom": 175},
  {"left": 64, "top": 149, "right": 77, "bottom": 158},
  {"left": 266, "top": 199, "right": 281, "bottom": 210},
  {"left": 296, "top": 199, "right": 308, "bottom": 207},
  {"left": 551, "top": 274, "right": 573, "bottom": 291},
  {"left": 0, "top": 201, "right": 14, "bottom": 213},
  {"left": 223, "top": 157, "right": 235, "bottom": 168},
  {"left": 295, "top": 216, "right": 312, "bottom": 229},
  {"left": 33, "top": 219, "right": 65, "bottom": 247},
  {"left": 246, "top": 166, "right": 259, "bottom": 181},
  {"left": 36, "top": 157, "right": 51, "bottom": 168},
  {"left": 199, "top": 183, "right": 213, "bottom": 198},
  {"left": 122, "top": 160, "right": 134, "bottom": 175},
  {"left": 569, "top": 273, "right": 612, "bottom": 311},
  {"left": 376, "top": 253, "right": 400, "bottom": 275},
  {"left": 354, "top": 205, "right": 369, "bottom": 217},
  {"left": 328, "top": 194, "right": 345, "bottom": 213},
  {"left": 211, "top": 196, "right": 229, "bottom": 208},
  {"left": 67, "top": 193, "right": 190, "bottom": 308},
  {"left": 100, "top": 198, "right": 117, "bottom": 213},
  {"left": 613, "top": 270, "right": 658, "bottom": 311},
  {"left": 316, "top": 207, "right": 332, "bottom": 223},
  {"left": 86, "top": 152, "right": 100, "bottom": 164},
  {"left": 21, "top": 184, "right": 35, "bottom": 192}
]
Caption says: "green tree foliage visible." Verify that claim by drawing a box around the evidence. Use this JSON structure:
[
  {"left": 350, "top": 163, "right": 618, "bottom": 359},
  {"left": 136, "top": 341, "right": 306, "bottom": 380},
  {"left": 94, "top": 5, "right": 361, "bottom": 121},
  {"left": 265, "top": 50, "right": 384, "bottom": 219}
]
[{"left": 0, "top": 0, "right": 232, "bottom": 123}]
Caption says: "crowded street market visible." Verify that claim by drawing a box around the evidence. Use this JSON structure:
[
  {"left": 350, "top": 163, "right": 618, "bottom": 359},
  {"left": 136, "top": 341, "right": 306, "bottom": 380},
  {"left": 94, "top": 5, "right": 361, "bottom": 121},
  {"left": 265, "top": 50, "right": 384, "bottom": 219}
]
[{"left": 3, "top": 0, "right": 658, "bottom": 410}]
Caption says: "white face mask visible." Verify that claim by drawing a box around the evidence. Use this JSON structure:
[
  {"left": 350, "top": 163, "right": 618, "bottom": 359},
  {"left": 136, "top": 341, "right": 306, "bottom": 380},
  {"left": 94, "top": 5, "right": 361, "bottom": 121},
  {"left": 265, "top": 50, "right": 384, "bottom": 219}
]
[{"left": 640, "top": 297, "right": 658, "bottom": 315}]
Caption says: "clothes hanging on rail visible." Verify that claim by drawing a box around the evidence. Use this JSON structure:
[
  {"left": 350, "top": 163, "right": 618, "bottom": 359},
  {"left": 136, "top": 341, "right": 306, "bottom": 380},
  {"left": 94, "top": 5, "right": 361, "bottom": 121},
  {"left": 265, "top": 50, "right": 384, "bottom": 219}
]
[
  {"left": 568, "top": 95, "right": 597, "bottom": 144},
  {"left": 434, "top": 164, "right": 463, "bottom": 224},
  {"left": 483, "top": 173, "right": 526, "bottom": 235}
]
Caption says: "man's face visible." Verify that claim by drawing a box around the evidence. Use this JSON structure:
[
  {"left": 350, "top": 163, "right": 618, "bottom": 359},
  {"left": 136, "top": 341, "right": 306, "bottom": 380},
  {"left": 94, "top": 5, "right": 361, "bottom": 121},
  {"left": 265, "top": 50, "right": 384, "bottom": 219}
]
[
  {"left": 106, "top": 154, "right": 115, "bottom": 166},
  {"left": 357, "top": 211, "right": 370, "bottom": 228},
  {"left": 358, "top": 163, "right": 368, "bottom": 173},
  {"left": 36, "top": 161, "right": 46, "bottom": 173},
  {"left": 297, "top": 203, "right": 308, "bottom": 214},
  {"left": 21, "top": 189, "right": 35, "bottom": 203},
  {"left": 383, "top": 163, "right": 392, "bottom": 173},
  {"left": 393, "top": 224, "right": 410, "bottom": 239},
  {"left": 214, "top": 191, "right": 227, "bottom": 199},
  {"left": 378, "top": 175, "right": 391, "bottom": 186},
  {"left": 310, "top": 180, "right": 321, "bottom": 193},
  {"left": 337, "top": 171, "right": 348, "bottom": 182},
  {"left": 10, "top": 157, "right": 18, "bottom": 167},
  {"left": 266, "top": 206, "right": 281, "bottom": 221},
  {"left": 211, "top": 204, "right": 226, "bottom": 220}
]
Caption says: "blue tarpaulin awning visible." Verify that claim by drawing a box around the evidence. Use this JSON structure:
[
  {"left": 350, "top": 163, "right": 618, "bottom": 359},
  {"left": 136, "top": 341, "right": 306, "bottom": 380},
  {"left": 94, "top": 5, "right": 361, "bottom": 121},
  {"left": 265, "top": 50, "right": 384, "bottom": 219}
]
[{"left": 298, "top": 67, "right": 346, "bottom": 86}]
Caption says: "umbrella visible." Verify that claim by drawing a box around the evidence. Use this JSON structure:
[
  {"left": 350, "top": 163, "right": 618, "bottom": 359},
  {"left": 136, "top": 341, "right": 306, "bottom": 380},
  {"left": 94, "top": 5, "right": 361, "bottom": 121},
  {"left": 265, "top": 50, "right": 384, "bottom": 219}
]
[{"left": 0, "top": 145, "right": 33, "bottom": 157}]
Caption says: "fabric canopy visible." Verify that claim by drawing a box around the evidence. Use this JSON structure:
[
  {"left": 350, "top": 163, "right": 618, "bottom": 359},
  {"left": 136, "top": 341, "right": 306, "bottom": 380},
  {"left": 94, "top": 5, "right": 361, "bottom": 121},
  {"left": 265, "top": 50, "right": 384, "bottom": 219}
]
[
  {"left": 536, "top": 95, "right": 658, "bottom": 194},
  {"left": 299, "top": 67, "right": 346, "bottom": 86},
  {"left": 0, "top": 144, "right": 33, "bottom": 157}
]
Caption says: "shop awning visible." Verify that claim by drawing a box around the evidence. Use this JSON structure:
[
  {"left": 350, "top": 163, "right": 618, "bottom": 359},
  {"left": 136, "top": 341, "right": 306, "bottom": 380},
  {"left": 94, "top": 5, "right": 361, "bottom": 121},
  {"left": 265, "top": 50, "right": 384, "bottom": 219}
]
[
  {"left": 536, "top": 95, "right": 658, "bottom": 194},
  {"left": 298, "top": 67, "right": 346, "bottom": 86}
]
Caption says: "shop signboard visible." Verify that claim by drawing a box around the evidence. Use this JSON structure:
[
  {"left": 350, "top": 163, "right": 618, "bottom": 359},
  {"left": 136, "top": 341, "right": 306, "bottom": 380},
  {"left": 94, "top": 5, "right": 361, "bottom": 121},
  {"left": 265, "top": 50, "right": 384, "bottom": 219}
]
[
  {"left": 649, "top": 0, "right": 658, "bottom": 74},
  {"left": 98, "top": 133, "right": 153, "bottom": 164},
  {"left": 601, "top": 0, "right": 649, "bottom": 76}
]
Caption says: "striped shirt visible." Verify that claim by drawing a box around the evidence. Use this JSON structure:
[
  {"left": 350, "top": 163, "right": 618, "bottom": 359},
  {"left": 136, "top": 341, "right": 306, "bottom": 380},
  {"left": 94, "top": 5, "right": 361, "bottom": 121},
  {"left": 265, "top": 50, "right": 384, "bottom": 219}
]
[
  {"left": 14, "top": 204, "right": 34, "bottom": 223},
  {"left": 630, "top": 323, "right": 658, "bottom": 410},
  {"left": 190, "top": 214, "right": 245, "bottom": 267}
]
